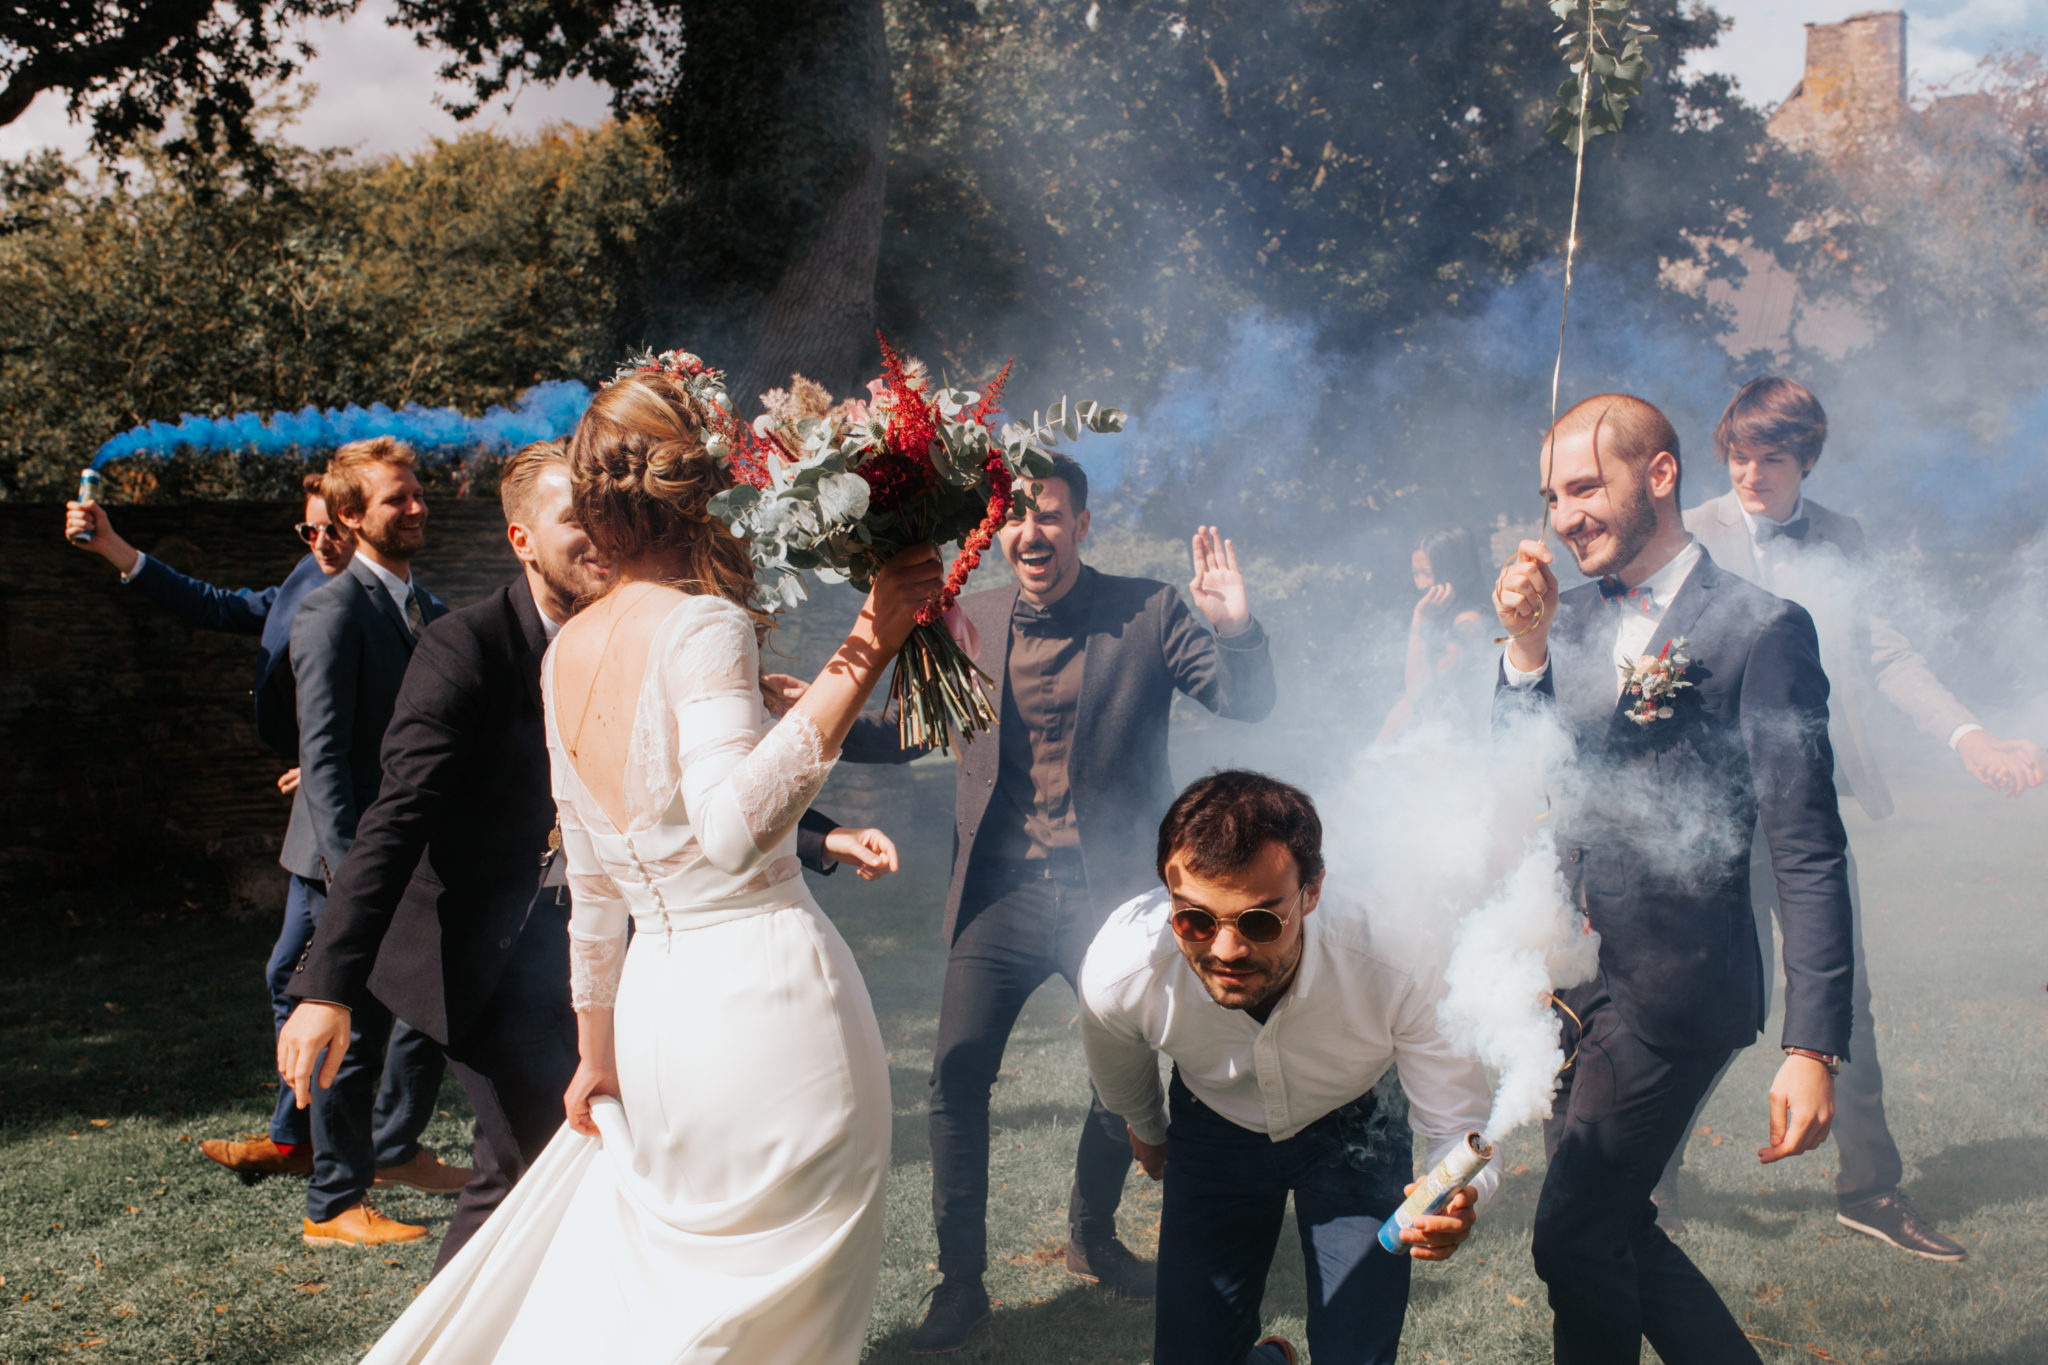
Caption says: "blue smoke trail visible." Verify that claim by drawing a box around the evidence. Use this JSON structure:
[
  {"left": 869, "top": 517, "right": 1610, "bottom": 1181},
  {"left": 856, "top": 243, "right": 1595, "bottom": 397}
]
[{"left": 91, "top": 379, "right": 595, "bottom": 468}]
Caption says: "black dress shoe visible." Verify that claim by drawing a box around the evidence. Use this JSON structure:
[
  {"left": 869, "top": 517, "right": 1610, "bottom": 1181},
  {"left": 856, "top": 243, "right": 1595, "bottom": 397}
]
[
  {"left": 1066, "top": 1237, "right": 1157, "bottom": 1300},
  {"left": 908, "top": 1277, "right": 992, "bottom": 1354},
  {"left": 1836, "top": 1191, "right": 1967, "bottom": 1262}
]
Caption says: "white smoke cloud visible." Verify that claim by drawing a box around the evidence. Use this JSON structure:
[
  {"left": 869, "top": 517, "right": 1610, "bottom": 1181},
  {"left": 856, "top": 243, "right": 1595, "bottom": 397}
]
[{"left": 1438, "top": 831, "right": 1602, "bottom": 1141}]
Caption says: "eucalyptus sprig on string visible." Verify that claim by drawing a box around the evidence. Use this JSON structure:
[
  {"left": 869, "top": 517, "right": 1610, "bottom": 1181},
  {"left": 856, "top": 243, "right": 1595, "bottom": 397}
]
[{"left": 1497, "top": 0, "right": 1657, "bottom": 645}]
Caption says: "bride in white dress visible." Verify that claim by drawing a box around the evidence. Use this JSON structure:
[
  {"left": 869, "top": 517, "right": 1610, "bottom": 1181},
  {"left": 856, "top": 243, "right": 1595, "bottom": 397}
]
[{"left": 362, "top": 371, "right": 945, "bottom": 1364}]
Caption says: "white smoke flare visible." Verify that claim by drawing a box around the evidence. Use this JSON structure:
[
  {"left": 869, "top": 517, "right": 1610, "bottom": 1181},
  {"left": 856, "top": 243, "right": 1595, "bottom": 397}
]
[{"left": 1438, "top": 832, "right": 1602, "bottom": 1141}]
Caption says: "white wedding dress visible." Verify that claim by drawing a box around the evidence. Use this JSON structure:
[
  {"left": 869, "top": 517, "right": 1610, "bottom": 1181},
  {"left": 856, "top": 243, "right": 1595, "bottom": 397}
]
[{"left": 362, "top": 594, "right": 891, "bottom": 1364}]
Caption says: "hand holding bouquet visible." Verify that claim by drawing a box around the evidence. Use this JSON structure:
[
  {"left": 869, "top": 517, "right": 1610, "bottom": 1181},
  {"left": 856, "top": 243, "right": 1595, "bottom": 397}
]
[{"left": 612, "top": 338, "right": 1123, "bottom": 754}]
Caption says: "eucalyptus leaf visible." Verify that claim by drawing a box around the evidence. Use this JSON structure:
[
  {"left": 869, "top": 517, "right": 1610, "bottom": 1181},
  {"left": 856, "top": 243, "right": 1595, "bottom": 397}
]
[{"left": 817, "top": 471, "right": 870, "bottom": 523}]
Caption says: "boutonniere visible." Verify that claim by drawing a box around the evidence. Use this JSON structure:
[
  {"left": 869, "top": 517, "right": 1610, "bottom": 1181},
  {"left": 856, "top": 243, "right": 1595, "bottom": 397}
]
[{"left": 1621, "top": 638, "right": 1693, "bottom": 726}]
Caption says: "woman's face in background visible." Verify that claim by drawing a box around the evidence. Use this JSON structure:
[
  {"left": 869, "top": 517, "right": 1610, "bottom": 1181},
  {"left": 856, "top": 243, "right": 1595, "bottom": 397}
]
[{"left": 1411, "top": 548, "right": 1435, "bottom": 594}]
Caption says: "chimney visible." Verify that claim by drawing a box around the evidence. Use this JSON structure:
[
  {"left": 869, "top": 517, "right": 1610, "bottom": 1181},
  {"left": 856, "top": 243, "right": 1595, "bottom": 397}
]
[{"left": 1767, "top": 10, "right": 1909, "bottom": 148}]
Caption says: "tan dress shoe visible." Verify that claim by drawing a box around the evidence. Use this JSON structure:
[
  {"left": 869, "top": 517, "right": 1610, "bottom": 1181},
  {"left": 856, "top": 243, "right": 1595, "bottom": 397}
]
[
  {"left": 198, "top": 1135, "right": 313, "bottom": 1178},
  {"left": 299, "top": 1203, "right": 423, "bottom": 1252},
  {"left": 302, "top": 1203, "right": 427, "bottom": 1247},
  {"left": 374, "top": 1148, "right": 473, "bottom": 1195}
]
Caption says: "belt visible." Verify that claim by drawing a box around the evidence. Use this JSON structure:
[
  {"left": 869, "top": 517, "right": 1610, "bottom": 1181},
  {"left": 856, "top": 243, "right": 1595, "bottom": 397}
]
[{"left": 976, "top": 852, "right": 1086, "bottom": 885}]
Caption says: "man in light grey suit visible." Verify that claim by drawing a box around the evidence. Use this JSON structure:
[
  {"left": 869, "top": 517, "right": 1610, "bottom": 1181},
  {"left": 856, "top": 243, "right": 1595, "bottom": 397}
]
[
  {"left": 283, "top": 436, "right": 468, "bottom": 1248},
  {"left": 1667, "top": 376, "right": 2043, "bottom": 1262}
]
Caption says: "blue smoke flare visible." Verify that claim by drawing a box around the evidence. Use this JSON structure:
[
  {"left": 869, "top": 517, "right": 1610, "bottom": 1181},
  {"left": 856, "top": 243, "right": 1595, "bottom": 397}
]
[{"left": 90, "top": 379, "right": 595, "bottom": 468}]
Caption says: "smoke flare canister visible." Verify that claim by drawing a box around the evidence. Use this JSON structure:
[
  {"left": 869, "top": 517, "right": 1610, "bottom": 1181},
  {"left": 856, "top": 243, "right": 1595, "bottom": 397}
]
[
  {"left": 71, "top": 468, "right": 101, "bottom": 543},
  {"left": 1377, "top": 1132, "right": 1494, "bottom": 1255}
]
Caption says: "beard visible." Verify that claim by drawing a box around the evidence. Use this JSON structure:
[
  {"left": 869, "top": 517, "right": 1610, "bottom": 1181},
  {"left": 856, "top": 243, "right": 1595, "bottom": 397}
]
[
  {"left": 1193, "top": 935, "right": 1304, "bottom": 1016},
  {"left": 537, "top": 550, "right": 606, "bottom": 611},
  {"left": 358, "top": 515, "right": 424, "bottom": 562},
  {"left": 1574, "top": 478, "right": 1658, "bottom": 577}
]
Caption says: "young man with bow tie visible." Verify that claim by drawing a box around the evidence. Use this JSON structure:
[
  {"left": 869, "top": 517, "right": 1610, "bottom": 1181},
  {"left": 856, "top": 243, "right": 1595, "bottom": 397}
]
[
  {"left": 1493, "top": 392, "right": 1857, "bottom": 1365},
  {"left": 1658, "top": 376, "right": 2043, "bottom": 1261}
]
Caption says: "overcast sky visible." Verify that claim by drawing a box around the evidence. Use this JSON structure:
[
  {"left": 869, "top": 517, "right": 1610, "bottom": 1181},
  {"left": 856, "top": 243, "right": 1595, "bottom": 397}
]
[{"left": 4, "top": 1, "right": 2046, "bottom": 164}]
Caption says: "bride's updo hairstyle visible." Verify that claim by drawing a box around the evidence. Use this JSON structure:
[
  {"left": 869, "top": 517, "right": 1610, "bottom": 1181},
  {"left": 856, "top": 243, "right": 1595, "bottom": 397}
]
[{"left": 568, "top": 370, "right": 769, "bottom": 632}]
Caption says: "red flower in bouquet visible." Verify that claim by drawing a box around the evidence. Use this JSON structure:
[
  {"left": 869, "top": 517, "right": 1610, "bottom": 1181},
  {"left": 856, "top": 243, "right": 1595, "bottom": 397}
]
[{"left": 699, "top": 336, "right": 1124, "bottom": 753}]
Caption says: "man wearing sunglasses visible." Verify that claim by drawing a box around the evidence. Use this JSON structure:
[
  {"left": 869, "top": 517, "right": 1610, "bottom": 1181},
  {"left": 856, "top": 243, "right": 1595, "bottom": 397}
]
[
  {"left": 1079, "top": 770, "right": 1494, "bottom": 1365},
  {"left": 61, "top": 473, "right": 447, "bottom": 1191},
  {"left": 839, "top": 452, "right": 1278, "bottom": 1351}
]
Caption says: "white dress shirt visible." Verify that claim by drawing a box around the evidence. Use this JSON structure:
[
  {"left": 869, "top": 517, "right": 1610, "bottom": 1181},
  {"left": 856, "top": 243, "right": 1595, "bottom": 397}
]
[
  {"left": 355, "top": 553, "right": 417, "bottom": 635},
  {"left": 1078, "top": 887, "right": 1500, "bottom": 1207},
  {"left": 1503, "top": 538, "right": 1703, "bottom": 701}
]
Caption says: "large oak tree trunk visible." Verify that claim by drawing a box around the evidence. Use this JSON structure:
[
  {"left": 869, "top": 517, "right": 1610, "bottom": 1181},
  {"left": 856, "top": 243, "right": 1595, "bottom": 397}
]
[{"left": 652, "top": 0, "right": 891, "bottom": 409}]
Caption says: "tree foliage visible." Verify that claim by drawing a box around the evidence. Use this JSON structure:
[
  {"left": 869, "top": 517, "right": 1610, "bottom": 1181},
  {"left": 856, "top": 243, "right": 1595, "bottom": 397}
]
[
  {"left": 0, "top": 119, "right": 668, "bottom": 497},
  {"left": 0, "top": 0, "right": 358, "bottom": 175}
]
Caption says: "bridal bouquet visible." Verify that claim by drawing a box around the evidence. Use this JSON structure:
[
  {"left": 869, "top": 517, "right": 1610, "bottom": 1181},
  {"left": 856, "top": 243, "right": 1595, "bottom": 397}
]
[{"left": 614, "top": 339, "right": 1123, "bottom": 754}]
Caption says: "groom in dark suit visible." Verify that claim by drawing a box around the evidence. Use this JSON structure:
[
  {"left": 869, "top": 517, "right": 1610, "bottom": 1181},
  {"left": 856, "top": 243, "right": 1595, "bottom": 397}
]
[
  {"left": 284, "top": 436, "right": 465, "bottom": 1248},
  {"left": 843, "top": 453, "right": 1277, "bottom": 1352},
  {"left": 281, "top": 440, "right": 893, "bottom": 1270},
  {"left": 1492, "top": 393, "right": 1855, "bottom": 1365}
]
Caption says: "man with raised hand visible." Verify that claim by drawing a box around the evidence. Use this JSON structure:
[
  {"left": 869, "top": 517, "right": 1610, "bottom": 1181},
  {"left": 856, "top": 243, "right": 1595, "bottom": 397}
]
[
  {"left": 1658, "top": 375, "right": 2042, "bottom": 1260},
  {"left": 284, "top": 436, "right": 467, "bottom": 1249},
  {"left": 842, "top": 452, "right": 1277, "bottom": 1352},
  {"left": 1493, "top": 392, "right": 1856, "bottom": 1365},
  {"left": 65, "top": 473, "right": 437, "bottom": 1186},
  {"left": 1080, "top": 770, "right": 1491, "bottom": 1365}
]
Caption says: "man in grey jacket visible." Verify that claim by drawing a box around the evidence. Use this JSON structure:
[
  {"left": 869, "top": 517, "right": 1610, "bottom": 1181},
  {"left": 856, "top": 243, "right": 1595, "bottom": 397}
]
[
  {"left": 284, "top": 436, "right": 468, "bottom": 1248},
  {"left": 1667, "top": 376, "right": 2042, "bottom": 1262},
  {"left": 843, "top": 453, "right": 1277, "bottom": 1352}
]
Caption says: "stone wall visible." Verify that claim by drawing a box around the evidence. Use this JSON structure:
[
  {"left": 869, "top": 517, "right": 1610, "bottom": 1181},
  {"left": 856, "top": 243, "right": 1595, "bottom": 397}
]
[
  {"left": 1768, "top": 10, "right": 1909, "bottom": 148},
  {"left": 0, "top": 499, "right": 923, "bottom": 911}
]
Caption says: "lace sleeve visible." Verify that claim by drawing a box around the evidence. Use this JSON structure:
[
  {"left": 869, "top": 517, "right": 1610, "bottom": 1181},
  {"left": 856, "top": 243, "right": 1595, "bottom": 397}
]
[
  {"left": 663, "top": 601, "right": 839, "bottom": 875},
  {"left": 557, "top": 784, "right": 629, "bottom": 1012}
]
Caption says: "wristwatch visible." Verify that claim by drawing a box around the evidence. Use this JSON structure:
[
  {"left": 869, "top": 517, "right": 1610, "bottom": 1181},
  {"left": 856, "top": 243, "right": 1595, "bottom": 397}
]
[{"left": 1783, "top": 1046, "right": 1841, "bottom": 1076}]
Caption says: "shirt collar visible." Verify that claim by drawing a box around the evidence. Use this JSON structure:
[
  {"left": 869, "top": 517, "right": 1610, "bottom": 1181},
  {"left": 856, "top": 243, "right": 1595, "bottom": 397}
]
[
  {"left": 356, "top": 551, "right": 412, "bottom": 603},
  {"left": 1737, "top": 495, "right": 1804, "bottom": 538},
  {"left": 538, "top": 602, "right": 566, "bottom": 640},
  {"left": 1013, "top": 563, "right": 1096, "bottom": 626},
  {"left": 1624, "top": 537, "right": 1701, "bottom": 614}
]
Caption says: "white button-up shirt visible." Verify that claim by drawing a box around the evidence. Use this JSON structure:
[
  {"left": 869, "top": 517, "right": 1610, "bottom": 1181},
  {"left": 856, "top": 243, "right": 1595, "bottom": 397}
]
[
  {"left": 1503, "top": 539, "right": 1703, "bottom": 701},
  {"left": 1078, "top": 887, "right": 1500, "bottom": 1206}
]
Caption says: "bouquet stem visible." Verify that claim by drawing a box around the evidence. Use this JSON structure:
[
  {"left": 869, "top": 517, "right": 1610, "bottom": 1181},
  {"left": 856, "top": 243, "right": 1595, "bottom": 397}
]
[{"left": 891, "top": 620, "right": 998, "bottom": 756}]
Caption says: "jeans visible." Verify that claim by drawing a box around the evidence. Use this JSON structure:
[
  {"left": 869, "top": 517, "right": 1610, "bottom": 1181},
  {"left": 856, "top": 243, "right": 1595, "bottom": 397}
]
[
  {"left": 928, "top": 857, "right": 1134, "bottom": 1279},
  {"left": 295, "top": 875, "right": 448, "bottom": 1223},
  {"left": 1154, "top": 1069, "right": 1415, "bottom": 1365},
  {"left": 1659, "top": 840, "right": 1899, "bottom": 1207}
]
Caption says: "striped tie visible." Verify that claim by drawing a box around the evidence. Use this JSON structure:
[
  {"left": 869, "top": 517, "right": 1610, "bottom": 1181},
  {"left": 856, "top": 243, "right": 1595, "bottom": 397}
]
[{"left": 404, "top": 588, "right": 425, "bottom": 638}]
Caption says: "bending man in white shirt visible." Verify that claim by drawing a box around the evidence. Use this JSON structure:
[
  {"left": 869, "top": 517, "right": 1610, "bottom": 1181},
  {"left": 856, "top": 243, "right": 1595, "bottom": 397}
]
[{"left": 1078, "top": 770, "right": 1492, "bottom": 1365}]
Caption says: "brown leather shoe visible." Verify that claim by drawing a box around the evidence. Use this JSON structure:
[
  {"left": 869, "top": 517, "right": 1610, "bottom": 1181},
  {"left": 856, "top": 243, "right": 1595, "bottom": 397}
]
[
  {"left": 373, "top": 1148, "right": 472, "bottom": 1195},
  {"left": 198, "top": 1135, "right": 313, "bottom": 1179},
  {"left": 302, "top": 1203, "right": 427, "bottom": 1247}
]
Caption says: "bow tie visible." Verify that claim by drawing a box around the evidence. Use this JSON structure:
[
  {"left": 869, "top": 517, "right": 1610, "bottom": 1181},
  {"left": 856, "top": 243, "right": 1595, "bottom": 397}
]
[
  {"left": 1754, "top": 515, "right": 1809, "bottom": 544},
  {"left": 1597, "top": 578, "right": 1656, "bottom": 614}
]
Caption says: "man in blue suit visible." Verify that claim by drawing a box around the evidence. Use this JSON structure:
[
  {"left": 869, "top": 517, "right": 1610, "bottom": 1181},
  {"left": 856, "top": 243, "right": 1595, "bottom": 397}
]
[
  {"left": 283, "top": 436, "right": 469, "bottom": 1247},
  {"left": 64, "top": 473, "right": 453, "bottom": 1194}
]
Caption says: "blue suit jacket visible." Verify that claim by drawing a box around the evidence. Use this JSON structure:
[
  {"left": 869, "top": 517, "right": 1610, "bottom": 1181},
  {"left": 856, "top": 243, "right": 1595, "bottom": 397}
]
[
  {"left": 1493, "top": 550, "right": 1856, "bottom": 1059},
  {"left": 281, "top": 558, "right": 447, "bottom": 882},
  {"left": 128, "top": 552, "right": 333, "bottom": 757}
]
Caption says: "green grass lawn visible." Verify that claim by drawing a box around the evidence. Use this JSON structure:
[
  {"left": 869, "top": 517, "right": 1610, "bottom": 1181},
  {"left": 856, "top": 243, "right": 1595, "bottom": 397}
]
[{"left": 4, "top": 751, "right": 2045, "bottom": 1363}]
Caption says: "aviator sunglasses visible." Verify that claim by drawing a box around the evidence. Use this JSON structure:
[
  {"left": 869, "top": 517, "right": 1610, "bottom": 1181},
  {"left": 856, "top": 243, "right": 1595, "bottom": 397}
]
[{"left": 1170, "top": 884, "right": 1308, "bottom": 945}]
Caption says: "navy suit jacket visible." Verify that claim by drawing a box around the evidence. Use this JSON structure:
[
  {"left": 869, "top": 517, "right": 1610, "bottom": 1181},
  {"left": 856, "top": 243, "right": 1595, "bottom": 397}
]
[
  {"left": 1493, "top": 550, "right": 1856, "bottom": 1059},
  {"left": 282, "top": 558, "right": 447, "bottom": 882},
  {"left": 128, "top": 552, "right": 332, "bottom": 757}
]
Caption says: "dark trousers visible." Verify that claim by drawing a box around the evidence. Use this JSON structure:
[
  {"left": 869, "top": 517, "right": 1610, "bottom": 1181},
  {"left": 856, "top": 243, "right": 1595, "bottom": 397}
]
[
  {"left": 432, "top": 897, "right": 580, "bottom": 1274},
  {"left": 1155, "top": 1070, "right": 1414, "bottom": 1365},
  {"left": 299, "top": 876, "right": 447, "bottom": 1223},
  {"left": 1535, "top": 978, "right": 1760, "bottom": 1365},
  {"left": 929, "top": 859, "right": 1134, "bottom": 1279},
  {"left": 265, "top": 877, "right": 319, "bottom": 1147},
  {"left": 1659, "top": 841, "right": 1898, "bottom": 1206}
]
